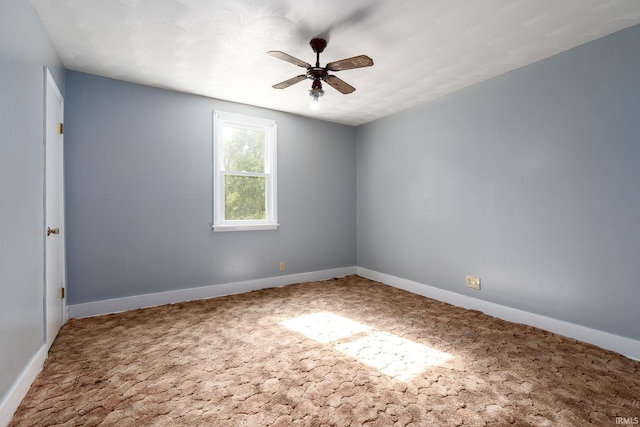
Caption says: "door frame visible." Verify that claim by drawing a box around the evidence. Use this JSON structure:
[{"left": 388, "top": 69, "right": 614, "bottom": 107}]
[{"left": 44, "top": 67, "right": 67, "bottom": 349}]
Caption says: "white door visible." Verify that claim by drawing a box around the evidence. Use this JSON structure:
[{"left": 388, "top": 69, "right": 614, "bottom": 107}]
[{"left": 45, "top": 69, "right": 65, "bottom": 350}]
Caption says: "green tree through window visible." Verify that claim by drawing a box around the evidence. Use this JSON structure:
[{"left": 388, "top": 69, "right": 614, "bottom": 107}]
[
  {"left": 213, "top": 111, "right": 278, "bottom": 231},
  {"left": 223, "top": 127, "right": 266, "bottom": 220}
]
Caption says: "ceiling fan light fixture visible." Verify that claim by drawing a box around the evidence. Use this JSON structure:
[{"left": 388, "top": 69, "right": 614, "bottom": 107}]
[
  {"left": 309, "top": 91, "right": 323, "bottom": 110},
  {"left": 310, "top": 94, "right": 320, "bottom": 110},
  {"left": 309, "top": 84, "right": 324, "bottom": 111}
]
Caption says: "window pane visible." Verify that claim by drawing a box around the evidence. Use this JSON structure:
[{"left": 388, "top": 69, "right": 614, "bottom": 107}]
[
  {"left": 223, "top": 127, "right": 265, "bottom": 173},
  {"left": 225, "top": 175, "right": 266, "bottom": 220}
]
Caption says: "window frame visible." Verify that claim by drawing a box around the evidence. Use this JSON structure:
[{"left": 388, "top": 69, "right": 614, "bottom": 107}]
[{"left": 212, "top": 110, "right": 278, "bottom": 232}]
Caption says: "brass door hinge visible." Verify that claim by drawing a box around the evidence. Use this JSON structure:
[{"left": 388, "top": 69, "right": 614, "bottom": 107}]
[
  {"left": 61, "top": 287, "right": 65, "bottom": 299},
  {"left": 59, "top": 123, "right": 64, "bottom": 135}
]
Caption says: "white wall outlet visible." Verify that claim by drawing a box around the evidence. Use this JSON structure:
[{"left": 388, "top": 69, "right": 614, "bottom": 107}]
[
  {"left": 280, "top": 261, "right": 286, "bottom": 272},
  {"left": 466, "top": 276, "right": 481, "bottom": 290}
]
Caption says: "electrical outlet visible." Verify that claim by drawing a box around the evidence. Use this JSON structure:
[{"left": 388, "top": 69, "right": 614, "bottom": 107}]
[
  {"left": 466, "top": 276, "right": 481, "bottom": 290},
  {"left": 280, "top": 262, "right": 286, "bottom": 272}
]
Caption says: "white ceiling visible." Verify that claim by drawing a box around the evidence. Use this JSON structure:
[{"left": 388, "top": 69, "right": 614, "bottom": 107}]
[{"left": 30, "top": 0, "right": 640, "bottom": 126}]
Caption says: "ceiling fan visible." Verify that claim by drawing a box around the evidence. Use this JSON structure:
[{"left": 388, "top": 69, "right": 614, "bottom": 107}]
[{"left": 267, "top": 38, "right": 374, "bottom": 110}]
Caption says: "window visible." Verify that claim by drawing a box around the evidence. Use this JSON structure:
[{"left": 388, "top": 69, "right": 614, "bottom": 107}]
[{"left": 212, "top": 110, "right": 278, "bottom": 231}]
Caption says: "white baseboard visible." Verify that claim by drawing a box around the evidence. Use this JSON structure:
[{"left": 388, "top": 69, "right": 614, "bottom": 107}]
[
  {"left": 357, "top": 267, "right": 640, "bottom": 361},
  {"left": 0, "top": 345, "right": 47, "bottom": 427},
  {"left": 68, "top": 267, "right": 357, "bottom": 319}
]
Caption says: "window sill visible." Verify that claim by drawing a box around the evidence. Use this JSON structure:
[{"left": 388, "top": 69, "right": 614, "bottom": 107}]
[{"left": 212, "top": 223, "right": 279, "bottom": 232}]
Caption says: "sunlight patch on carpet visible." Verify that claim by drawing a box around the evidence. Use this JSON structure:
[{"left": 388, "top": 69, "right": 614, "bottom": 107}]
[
  {"left": 335, "top": 331, "right": 453, "bottom": 381},
  {"left": 280, "top": 311, "right": 371, "bottom": 344},
  {"left": 281, "top": 312, "right": 453, "bottom": 381}
]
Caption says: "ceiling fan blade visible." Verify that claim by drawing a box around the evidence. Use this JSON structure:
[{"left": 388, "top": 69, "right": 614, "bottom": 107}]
[
  {"left": 326, "top": 55, "right": 374, "bottom": 71},
  {"left": 267, "top": 51, "right": 311, "bottom": 69},
  {"left": 272, "top": 75, "right": 307, "bottom": 89},
  {"left": 325, "top": 75, "right": 356, "bottom": 94}
]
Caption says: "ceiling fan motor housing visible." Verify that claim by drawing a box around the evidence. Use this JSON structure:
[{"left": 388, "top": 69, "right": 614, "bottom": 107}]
[{"left": 306, "top": 67, "right": 328, "bottom": 82}]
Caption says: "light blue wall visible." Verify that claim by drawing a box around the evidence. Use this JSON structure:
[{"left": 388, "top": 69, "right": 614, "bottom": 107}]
[
  {"left": 64, "top": 71, "right": 356, "bottom": 304},
  {"left": 0, "top": 0, "right": 65, "bottom": 406},
  {"left": 356, "top": 24, "right": 640, "bottom": 341}
]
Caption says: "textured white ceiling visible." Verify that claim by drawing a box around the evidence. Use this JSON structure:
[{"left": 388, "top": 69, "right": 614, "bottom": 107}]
[{"left": 30, "top": 0, "right": 640, "bottom": 126}]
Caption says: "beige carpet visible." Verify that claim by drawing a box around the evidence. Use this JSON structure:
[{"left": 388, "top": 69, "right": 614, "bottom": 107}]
[{"left": 10, "top": 275, "right": 640, "bottom": 426}]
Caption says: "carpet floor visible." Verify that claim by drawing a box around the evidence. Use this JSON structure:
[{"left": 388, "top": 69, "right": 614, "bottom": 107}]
[{"left": 9, "top": 275, "right": 640, "bottom": 426}]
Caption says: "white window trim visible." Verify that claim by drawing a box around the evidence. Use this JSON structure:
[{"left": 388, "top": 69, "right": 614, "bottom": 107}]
[{"left": 212, "top": 110, "right": 278, "bottom": 232}]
